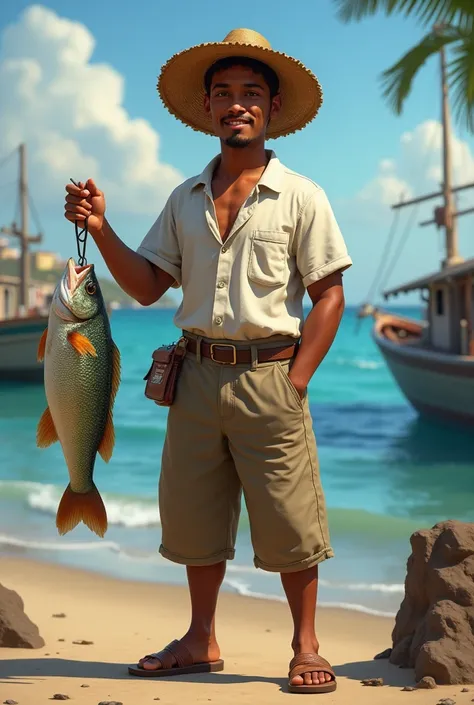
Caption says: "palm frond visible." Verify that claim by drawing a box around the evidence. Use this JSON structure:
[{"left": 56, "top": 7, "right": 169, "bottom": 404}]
[
  {"left": 334, "top": 0, "right": 473, "bottom": 29},
  {"left": 380, "top": 26, "right": 461, "bottom": 114},
  {"left": 447, "top": 28, "right": 474, "bottom": 130}
]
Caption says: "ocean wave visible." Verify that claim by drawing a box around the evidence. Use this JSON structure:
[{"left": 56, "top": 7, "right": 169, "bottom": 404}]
[
  {"left": 0, "top": 481, "right": 161, "bottom": 528},
  {"left": 223, "top": 578, "right": 396, "bottom": 618},
  {"left": 334, "top": 357, "right": 383, "bottom": 370},
  {"left": 0, "top": 481, "right": 420, "bottom": 538},
  {"left": 0, "top": 533, "right": 121, "bottom": 553},
  {"left": 227, "top": 564, "right": 404, "bottom": 593}
]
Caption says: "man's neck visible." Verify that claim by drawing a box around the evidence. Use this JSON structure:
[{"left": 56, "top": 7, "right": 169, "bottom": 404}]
[{"left": 215, "top": 141, "right": 270, "bottom": 182}]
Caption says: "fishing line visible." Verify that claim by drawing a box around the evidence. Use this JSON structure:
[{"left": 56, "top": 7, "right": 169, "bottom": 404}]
[{"left": 70, "top": 178, "right": 89, "bottom": 266}]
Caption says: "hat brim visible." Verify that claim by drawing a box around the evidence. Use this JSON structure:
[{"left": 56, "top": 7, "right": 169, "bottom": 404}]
[{"left": 157, "top": 41, "right": 323, "bottom": 139}]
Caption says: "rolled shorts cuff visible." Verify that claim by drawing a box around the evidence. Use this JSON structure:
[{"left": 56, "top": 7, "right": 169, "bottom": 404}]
[
  {"left": 159, "top": 544, "right": 235, "bottom": 566},
  {"left": 254, "top": 547, "right": 335, "bottom": 573}
]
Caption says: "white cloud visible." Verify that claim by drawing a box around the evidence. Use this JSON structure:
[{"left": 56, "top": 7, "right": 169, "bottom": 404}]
[
  {"left": 0, "top": 5, "right": 184, "bottom": 216},
  {"left": 339, "top": 120, "right": 474, "bottom": 229}
]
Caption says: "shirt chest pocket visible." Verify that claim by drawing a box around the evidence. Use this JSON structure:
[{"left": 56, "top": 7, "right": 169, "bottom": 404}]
[{"left": 248, "top": 230, "right": 290, "bottom": 287}]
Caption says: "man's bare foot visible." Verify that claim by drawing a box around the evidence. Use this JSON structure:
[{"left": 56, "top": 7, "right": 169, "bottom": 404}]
[
  {"left": 138, "top": 633, "right": 220, "bottom": 671},
  {"left": 290, "top": 639, "right": 334, "bottom": 686}
]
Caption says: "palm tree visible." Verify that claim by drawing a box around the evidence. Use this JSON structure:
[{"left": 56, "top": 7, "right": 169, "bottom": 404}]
[{"left": 333, "top": 0, "right": 474, "bottom": 131}]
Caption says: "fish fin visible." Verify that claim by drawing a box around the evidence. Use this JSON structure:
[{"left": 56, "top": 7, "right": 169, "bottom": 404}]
[
  {"left": 67, "top": 331, "right": 97, "bottom": 357},
  {"left": 98, "top": 341, "right": 121, "bottom": 463},
  {"left": 36, "top": 406, "right": 58, "bottom": 447},
  {"left": 37, "top": 327, "right": 48, "bottom": 362},
  {"left": 56, "top": 483, "right": 107, "bottom": 538},
  {"left": 111, "top": 341, "right": 121, "bottom": 407},
  {"left": 98, "top": 411, "right": 115, "bottom": 463}
]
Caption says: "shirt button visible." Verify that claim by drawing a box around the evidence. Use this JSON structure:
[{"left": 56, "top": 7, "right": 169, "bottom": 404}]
[
  {"left": 221, "top": 247, "right": 227, "bottom": 253},
  {"left": 217, "top": 280, "right": 226, "bottom": 289},
  {"left": 214, "top": 316, "right": 223, "bottom": 325}
]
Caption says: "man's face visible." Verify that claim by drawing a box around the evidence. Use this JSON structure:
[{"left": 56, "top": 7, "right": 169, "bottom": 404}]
[{"left": 204, "top": 65, "right": 281, "bottom": 148}]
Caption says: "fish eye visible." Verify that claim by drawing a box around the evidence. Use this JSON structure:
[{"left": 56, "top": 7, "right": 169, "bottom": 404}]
[{"left": 85, "top": 282, "right": 96, "bottom": 296}]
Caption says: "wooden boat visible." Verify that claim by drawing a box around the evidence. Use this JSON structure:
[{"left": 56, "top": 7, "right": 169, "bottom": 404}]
[
  {"left": 0, "top": 144, "right": 46, "bottom": 383},
  {"left": 360, "top": 46, "right": 474, "bottom": 427},
  {"left": 0, "top": 314, "right": 47, "bottom": 382}
]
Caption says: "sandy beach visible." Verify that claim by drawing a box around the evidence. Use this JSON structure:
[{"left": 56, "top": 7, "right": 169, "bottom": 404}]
[{"left": 0, "top": 557, "right": 469, "bottom": 704}]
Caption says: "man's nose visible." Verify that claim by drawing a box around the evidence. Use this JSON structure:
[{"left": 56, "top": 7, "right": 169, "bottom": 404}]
[{"left": 228, "top": 101, "right": 245, "bottom": 114}]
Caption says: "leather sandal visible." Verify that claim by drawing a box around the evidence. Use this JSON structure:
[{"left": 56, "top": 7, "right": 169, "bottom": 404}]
[
  {"left": 128, "top": 639, "right": 224, "bottom": 678},
  {"left": 288, "top": 653, "right": 337, "bottom": 694}
]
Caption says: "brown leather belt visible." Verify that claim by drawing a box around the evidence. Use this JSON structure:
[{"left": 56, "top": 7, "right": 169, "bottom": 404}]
[{"left": 184, "top": 337, "right": 297, "bottom": 365}]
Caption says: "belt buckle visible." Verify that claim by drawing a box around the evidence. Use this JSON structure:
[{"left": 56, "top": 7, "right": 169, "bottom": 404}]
[{"left": 210, "top": 343, "right": 237, "bottom": 365}]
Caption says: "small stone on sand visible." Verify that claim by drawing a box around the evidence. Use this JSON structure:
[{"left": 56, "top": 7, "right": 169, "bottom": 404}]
[
  {"left": 374, "top": 647, "right": 392, "bottom": 660},
  {"left": 416, "top": 676, "right": 437, "bottom": 689},
  {"left": 72, "top": 639, "right": 93, "bottom": 645},
  {"left": 52, "top": 613, "right": 66, "bottom": 618},
  {"left": 438, "top": 700, "right": 456, "bottom": 705},
  {"left": 4, "top": 700, "right": 18, "bottom": 704},
  {"left": 461, "top": 689, "right": 469, "bottom": 693},
  {"left": 80, "top": 685, "right": 89, "bottom": 688},
  {"left": 58, "top": 638, "right": 65, "bottom": 642},
  {"left": 402, "top": 686, "right": 416, "bottom": 691},
  {"left": 98, "top": 702, "right": 123, "bottom": 705},
  {"left": 52, "top": 696, "right": 70, "bottom": 701},
  {"left": 361, "top": 678, "right": 384, "bottom": 686}
]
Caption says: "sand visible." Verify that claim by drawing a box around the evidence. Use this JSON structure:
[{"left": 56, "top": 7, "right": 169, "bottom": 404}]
[{"left": 0, "top": 556, "right": 469, "bottom": 704}]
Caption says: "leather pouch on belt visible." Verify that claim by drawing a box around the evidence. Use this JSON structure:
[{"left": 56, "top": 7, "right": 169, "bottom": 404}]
[{"left": 143, "top": 337, "right": 187, "bottom": 406}]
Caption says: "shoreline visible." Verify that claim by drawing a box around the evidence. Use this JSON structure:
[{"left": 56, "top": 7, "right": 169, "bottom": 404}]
[
  {"left": 0, "top": 544, "right": 401, "bottom": 619},
  {"left": 0, "top": 556, "right": 463, "bottom": 705}
]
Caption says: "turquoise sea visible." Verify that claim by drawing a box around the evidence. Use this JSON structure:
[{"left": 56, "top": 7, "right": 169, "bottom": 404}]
[{"left": 1, "top": 306, "right": 474, "bottom": 617}]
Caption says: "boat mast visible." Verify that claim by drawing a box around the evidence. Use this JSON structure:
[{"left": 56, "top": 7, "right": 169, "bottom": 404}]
[
  {"left": 19, "top": 143, "right": 30, "bottom": 311},
  {"left": 0, "top": 143, "right": 42, "bottom": 316},
  {"left": 440, "top": 39, "right": 462, "bottom": 267}
]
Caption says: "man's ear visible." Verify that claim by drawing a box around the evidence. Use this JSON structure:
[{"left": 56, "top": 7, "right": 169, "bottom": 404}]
[
  {"left": 204, "top": 94, "right": 211, "bottom": 114},
  {"left": 270, "top": 93, "right": 282, "bottom": 120}
]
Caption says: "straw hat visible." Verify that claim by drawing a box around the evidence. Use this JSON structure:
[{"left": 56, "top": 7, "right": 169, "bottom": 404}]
[{"left": 157, "top": 28, "right": 323, "bottom": 139}]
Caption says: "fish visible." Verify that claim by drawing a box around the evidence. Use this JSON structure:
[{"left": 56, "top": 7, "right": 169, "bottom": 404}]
[{"left": 36, "top": 258, "right": 121, "bottom": 538}]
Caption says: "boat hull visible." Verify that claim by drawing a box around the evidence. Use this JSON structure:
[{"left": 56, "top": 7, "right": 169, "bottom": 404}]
[
  {"left": 373, "top": 314, "right": 474, "bottom": 426},
  {"left": 0, "top": 315, "right": 47, "bottom": 383}
]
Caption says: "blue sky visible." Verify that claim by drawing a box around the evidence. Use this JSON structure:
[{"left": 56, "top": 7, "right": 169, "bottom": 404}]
[{"left": 0, "top": 0, "right": 473, "bottom": 305}]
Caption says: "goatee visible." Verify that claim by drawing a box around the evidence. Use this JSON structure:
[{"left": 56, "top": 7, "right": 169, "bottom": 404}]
[{"left": 224, "top": 134, "right": 253, "bottom": 149}]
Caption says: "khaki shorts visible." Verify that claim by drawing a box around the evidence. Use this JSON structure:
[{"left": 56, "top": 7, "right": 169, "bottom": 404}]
[{"left": 158, "top": 333, "right": 334, "bottom": 573}]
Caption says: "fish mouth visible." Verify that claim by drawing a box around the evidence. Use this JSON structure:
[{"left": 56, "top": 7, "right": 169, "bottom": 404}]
[
  {"left": 54, "top": 258, "right": 93, "bottom": 321},
  {"left": 67, "top": 258, "right": 92, "bottom": 295}
]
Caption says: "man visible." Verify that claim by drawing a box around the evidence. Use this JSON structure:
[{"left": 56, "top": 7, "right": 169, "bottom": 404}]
[{"left": 64, "top": 28, "right": 352, "bottom": 695}]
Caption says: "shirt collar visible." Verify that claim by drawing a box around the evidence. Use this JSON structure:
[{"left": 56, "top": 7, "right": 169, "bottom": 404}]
[{"left": 190, "top": 150, "right": 284, "bottom": 195}]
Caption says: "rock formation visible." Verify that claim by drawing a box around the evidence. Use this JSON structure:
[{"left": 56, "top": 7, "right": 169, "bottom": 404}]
[
  {"left": 0, "top": 583, "right": 44, "bottom": 648},
  {"left": 390, "top": 520, "right": 474, "bottom": 684}
]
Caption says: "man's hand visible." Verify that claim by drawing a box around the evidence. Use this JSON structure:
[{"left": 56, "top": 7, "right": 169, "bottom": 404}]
[
  {"left": 287, "top": 373, "right": 307, "bottom": 400},
  {"left": 64, "top": 178, "right": 105, "bottom": 236}
]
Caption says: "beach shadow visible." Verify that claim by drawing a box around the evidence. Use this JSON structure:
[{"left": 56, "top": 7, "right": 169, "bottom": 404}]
[
  {"left": 0, "top": 658, "right": 286, "bottom": 689},
  {"left": 334, "top": 658, "right": 415, "bottom": 688}
]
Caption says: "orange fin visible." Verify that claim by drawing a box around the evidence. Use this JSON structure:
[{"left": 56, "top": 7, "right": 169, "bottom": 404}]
[
  {"left": 36, "top": 406, "right": 58, "bottom": 447},
  {"left": 67, "top": 331, "right": 97, "bottom": 357},
  {"left": 111, "top": 341, "right": 121, "bottom": 406},
  {"left": 98, "top": 342, "right": 121, "bottom": 463},
  {"left": 56, "top": 483, "right": 107, "bottom": 538},
  {"left": 37, "top": 327, "right": 48, "bottom": 362},
  {"left": 98, "top": 411, "right": 115, "bottom": 463}
]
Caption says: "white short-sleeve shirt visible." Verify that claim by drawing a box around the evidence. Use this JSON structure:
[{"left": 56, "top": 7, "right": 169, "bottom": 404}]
[{"left": 137, "top": 150, "right": 352, "bottom": 341}]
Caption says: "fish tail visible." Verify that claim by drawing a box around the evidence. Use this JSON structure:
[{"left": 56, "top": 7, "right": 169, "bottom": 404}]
[{"left": 56, "top": 483, "right": 108, "bottom": 538}]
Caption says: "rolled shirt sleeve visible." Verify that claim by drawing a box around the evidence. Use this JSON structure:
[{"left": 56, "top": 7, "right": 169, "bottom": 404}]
[
  {"left": 295, "top": 187, "right": 352, "bottom": 288},
  {"left": 137, "top": 193, "right": 182, "bottom": 287}
]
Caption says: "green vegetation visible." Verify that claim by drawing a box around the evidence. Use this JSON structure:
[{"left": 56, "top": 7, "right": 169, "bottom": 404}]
[{"left": 334, "top": 0, "right": 474, "bottom": 131}]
